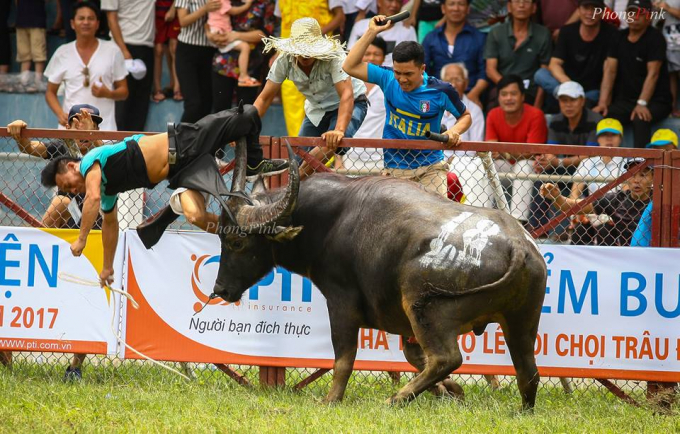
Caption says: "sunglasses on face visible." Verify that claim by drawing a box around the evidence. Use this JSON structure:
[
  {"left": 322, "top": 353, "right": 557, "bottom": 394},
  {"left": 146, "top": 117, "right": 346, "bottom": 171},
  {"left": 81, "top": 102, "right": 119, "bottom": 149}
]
[{"left": 82, "top": 67, "right": 90, "bottom": 87}]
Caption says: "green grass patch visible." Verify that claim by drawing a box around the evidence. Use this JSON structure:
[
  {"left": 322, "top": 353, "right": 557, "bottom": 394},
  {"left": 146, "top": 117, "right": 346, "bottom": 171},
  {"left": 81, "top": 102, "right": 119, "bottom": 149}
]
[{"left": 1, "top": 361, "right": 678, "bottom": 433}]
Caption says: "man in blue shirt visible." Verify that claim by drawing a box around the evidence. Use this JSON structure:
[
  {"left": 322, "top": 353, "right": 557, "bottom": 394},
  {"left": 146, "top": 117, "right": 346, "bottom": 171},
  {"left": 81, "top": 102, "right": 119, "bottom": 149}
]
[
  {"left": 343, "top": 15, "right": 472, "bottom": 196},
  {"left": 422, "top": 0, "right": 488, "bottom": 107}
]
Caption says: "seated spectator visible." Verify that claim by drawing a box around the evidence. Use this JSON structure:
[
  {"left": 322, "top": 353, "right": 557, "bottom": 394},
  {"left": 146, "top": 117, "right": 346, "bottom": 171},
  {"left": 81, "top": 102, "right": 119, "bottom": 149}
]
[
  {"left": 658, "top": 1, "right": 680, "bottom": 117},
  {"left": 441, "top": 62, "right": 493, "bottom": 207},
  {"left": 207, "top": 0, "right": 261, "bottom": 88},
  {"left": 152, "top": 0, "right": 182, "bottom": 102},
  {"left": 484, "top": 0, "right": 551, "bottom": 104},
  {"left": 631, "top": 129, "right": 679, "bottom": 246},
  {"left": 348, "top": 0, "right": 418, "bottom": 66},
  {"left": 255, "top": 18, "right": 368, "bottom": 178},
  {"left": 486, "top": 75, "right": 547, "bottom": 223},
  {"left": 422, "top": 0, "right": 487, "bottom": 106},
  {"left": 540, "top": 157, "right": 653, "bottom": 246},
  {"left": 535, "top": 0, "right": 617, "bottom": 107},
  {"left": 6, "top": 104, "right": 105, "bottom": 381},
  {"left": 16, "top": 0, "right": 48, "bottom": 88},
  {"left": 537, "top": 0, "right": 579, "bottom": 40},
  {"left": 593, "top": 0, "right": 672, "bottom": 148},
  {"left": 341, "top": 37, "right": 389, "bottom": 173},
  {"left": 531, "top": 81, "right": 602, "bottom": 229},
  {"left": 568, "top": 118, "right": 626, "bottom": 244}
]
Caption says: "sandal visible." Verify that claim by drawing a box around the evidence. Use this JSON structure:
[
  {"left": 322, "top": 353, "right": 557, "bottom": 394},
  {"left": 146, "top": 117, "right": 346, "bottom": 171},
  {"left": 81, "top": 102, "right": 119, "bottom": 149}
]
[
  {"left": 151, "top": 90, "right": 166, "bottom": 103},
  {"left": 173, "top": 90, "right": 184, "bottom": 101},
  {"left": 237, "top": 77, "right": 262, "bottom": 88}
]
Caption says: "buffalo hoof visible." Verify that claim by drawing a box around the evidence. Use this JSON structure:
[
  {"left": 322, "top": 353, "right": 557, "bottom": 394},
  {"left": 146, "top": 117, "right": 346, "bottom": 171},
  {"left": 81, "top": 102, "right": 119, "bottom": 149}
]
[
  {"left": 441, "top": 379, "right": 465, "bottom": 400},
  {"left": 386, "top": 393, "right": 412, "bottom": 406}
]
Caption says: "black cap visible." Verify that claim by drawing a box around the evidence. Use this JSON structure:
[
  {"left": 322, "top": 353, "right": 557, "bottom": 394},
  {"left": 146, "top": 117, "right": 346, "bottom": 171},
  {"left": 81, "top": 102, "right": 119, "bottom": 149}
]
[
  {"left": 578, "top": 0, "right": 605, "bottom": 7},
  {"left": 627, "top": 0, "right": 653, "bottom": 11},
  {"left": 624, "top": 157, "right": 650, "bottom": 171},
  {"left": 67, "top": 104, "right": 103, "bottom": 125}
]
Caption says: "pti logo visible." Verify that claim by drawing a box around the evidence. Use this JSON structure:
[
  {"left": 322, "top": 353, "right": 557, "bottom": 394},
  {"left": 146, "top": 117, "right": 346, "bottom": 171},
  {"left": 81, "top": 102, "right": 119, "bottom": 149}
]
[{"left": 190, "top": 254, "right": 238, "bottom": 313}]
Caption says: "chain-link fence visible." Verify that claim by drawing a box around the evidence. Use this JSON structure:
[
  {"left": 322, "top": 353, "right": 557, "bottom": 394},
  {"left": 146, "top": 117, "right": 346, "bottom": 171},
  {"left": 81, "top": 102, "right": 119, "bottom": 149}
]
[{"left": 1, "top": 128, "right": 678, "bottom": 409}]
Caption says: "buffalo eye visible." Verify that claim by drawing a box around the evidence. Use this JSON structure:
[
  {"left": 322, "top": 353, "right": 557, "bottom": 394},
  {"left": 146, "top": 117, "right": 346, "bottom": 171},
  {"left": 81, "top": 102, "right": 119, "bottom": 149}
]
[{"left": 230, "top": 239, "right": 245, "bottom": 252}]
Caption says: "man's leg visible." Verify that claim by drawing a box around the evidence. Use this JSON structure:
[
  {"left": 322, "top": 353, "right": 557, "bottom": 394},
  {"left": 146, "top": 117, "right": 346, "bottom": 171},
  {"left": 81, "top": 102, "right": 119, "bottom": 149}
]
[
  {"left": 416, "top": 161, "right": 449, "bottom": 197},
  {"left": 178, "top": 189, "right": 218, "bottom": 233},
  {"left": 533, "top": 68, "right": 561, "bottom": 98},
  {"left": 297, "top": 114, "right": 333, "bottom": 179},
  {"left": 64, "top": 353, "right": 86, "bottom": 381},
  {"left": 117, "top": 44, "right": 154, "bottom": 131},
  {"left": 42, "top": 195, "right": 71, "bottom": 228}
]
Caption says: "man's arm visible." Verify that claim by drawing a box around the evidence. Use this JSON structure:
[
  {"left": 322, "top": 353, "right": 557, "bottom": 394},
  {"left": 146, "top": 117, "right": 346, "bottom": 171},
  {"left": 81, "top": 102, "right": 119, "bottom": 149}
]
[
  {"left": 228, "top": 0, "right": 253, "bottom": 15},
  {"left": 593, "top": 57, "right": 617, "bottom": 116},
  {"left": 444, "top": 109, "right": 472, "bottom": 148},
  {"left": 631, "top": 60, "right": 662, "bottom": 122},
  {"left": 91, "top": 78, "right": 129, "bottom": 101},
  {"left": 7, "top": 120, "right": 49, "bottom": 158},
  {"left": 253, "top": 79, "right": 282, "bottom": 118},
  {"left": 485, "top": 58, "right": 502, "bottom": 85},
  {"left": 540, "top": 183, "right": 595, "bottom": 214},
  {"left": 71, "top": 164, "right": 103, "bottom": 257},
  {"left": 343, "top": 16, "right": 393, "bottom": 81},
  {"left": 467, "top": 79, "right": 488, "bottom": 105},
  {"left": 99, "top": 206, "right": 119, "bottom": 287},
  {"left": 320, "top": 6, "right": 345, "bottom": 35},
  {"left": 177, "top": 0, "right": 220, "bottom": 27},
  {"left": 322, "top": 78, "right": 354, "bottom": 150},
  {"left": 45, "top": 82, "right": 68, "bottom": 126},
  {"left": 106, "top": 11, "right": 132, "bottom": 59},
  {"left": 548, "top": 57, "right": 570, "bottom": 83}
]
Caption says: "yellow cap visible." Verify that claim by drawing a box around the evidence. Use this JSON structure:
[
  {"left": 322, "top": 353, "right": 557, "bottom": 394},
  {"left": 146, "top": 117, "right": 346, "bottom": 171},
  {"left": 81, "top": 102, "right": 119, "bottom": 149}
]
[
  {"left": 596, "top": 118, "right": 623, "bottom": 136},
  {"left": 647, "top": 129, "right": 678, "bottom": 148}
]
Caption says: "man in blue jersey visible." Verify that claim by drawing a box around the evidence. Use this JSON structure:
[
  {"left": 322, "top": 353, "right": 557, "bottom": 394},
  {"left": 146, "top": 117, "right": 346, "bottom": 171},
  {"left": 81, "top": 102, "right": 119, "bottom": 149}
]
[
  {"left": 39, "top": 106, "right": 288, "bottom": 286},
  {"left": 343, "top": 15, "right": 472, "bottom": 196}
]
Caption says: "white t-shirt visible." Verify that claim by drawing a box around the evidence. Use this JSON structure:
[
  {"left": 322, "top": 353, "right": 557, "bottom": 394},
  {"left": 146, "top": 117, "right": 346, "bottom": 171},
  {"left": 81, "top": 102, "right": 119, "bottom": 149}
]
[
  {"left": 574, "top": 156, "right": 626, "bottom": 196},
  {"left": 44, "top": 40, "right": 128, "bottom": 131},
  {"left": 344, "top": 83, "right": 384, "bottom": 170},
  {"left": 443, "top": 95, "right": 484, "bottom": 158},
  {"left": 101, "top": 0, "right": 156, "bottom": 47},
  {"left": 347, "top": 19, "right": 417, "bottom": 66},
  {"left": 662, "top": 0, "right": 680, "bottom": 50}
]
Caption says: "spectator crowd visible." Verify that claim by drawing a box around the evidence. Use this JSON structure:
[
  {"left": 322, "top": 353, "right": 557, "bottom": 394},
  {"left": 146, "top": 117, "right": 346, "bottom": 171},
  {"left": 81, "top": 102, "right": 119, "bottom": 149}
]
[{"left": 3, "top": 0, "right": 680, "bottom": 248}]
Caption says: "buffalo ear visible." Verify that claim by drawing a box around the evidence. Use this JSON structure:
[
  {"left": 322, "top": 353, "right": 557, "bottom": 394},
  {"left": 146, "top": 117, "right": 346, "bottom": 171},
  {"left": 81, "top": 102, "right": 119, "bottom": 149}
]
[{"left": 266, "top": 226, "right": 303, "bottom": 243}]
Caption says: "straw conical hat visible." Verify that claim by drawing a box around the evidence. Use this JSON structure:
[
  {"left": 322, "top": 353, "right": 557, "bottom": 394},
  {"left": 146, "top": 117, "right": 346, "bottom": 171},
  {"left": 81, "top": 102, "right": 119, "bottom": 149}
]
[{"left": 262, "top": 18, "right": 345, "bottom": 61}]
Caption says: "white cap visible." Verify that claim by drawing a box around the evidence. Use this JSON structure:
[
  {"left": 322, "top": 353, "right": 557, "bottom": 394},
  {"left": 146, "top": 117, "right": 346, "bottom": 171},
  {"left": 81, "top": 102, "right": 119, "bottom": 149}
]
[
  {"left": 125, "top": 59, "right": 147, "bottom": 80},
  {"left": 556, "top": 81, "right": 585, "bottom": 99}
]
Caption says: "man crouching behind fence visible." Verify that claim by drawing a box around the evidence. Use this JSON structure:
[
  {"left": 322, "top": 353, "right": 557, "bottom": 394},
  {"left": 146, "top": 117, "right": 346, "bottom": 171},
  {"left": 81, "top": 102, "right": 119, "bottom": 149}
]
[{"left": 39, "top": 105, "right": 288, "bottom": 287}]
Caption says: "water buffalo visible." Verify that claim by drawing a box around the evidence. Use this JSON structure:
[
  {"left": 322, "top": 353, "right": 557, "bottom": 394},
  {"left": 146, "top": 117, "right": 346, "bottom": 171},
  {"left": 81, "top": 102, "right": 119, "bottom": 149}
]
[{"left": 213, "top": 140, "right": 547, "bottom": 410}]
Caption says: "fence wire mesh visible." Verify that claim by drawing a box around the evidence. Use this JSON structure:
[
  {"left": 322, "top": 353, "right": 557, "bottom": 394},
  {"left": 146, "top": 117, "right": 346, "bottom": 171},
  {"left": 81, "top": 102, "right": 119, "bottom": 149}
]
[{"left": 0, "top": 130, "right": 675, "bottom": 406}]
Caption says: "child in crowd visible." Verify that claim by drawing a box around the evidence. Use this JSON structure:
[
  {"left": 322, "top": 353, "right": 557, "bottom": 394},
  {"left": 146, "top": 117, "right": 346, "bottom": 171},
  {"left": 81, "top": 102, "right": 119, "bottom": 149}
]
[
  {"left": 153, "top": 0, "right": 183, "bottom": 102},
  {"left": 16, "top": 0, "right": 48, "bottom": 87},
  {"left": 657, "top": 1, "right": 680, "bottom": 116},
  {"left": 208, "top": 0, "right": 261, "bottom": 87}
]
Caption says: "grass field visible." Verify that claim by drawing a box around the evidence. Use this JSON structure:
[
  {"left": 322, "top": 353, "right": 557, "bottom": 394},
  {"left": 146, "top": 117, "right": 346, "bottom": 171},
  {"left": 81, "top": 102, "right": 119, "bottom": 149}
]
[{"left": 1, "top": 361, "right": 678, "bottom": 433}]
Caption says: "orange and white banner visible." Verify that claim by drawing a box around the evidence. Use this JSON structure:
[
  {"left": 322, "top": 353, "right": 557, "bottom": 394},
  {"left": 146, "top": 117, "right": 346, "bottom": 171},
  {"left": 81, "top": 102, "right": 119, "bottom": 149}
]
[
  {"left": 123, "top": 231, "right": 680, "bottom": 381},
  {"left": 0, "top": 227, "right": 123, "bottom": 355}
]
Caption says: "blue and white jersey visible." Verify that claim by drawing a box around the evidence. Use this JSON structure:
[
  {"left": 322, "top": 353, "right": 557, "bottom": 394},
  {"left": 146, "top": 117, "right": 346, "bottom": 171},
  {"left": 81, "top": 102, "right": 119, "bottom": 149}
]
[{"left": 367, "top": 63, "right": 467, "bottom": 169}]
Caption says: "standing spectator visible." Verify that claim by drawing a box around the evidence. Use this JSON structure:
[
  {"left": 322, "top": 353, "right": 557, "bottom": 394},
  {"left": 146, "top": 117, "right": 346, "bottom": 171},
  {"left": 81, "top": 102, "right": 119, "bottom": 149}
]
[
  {"left": 101, "top": 0, "right": 155, "bottom": 131},
  {"left": 276, "top": 0, "right": 346, "bottom": 136},
  {"left": 440, "top": 62, "right": 492, "bottom": 207},
  {"left": 44, "top": 2, "right": 129, "bottom": 131},
  {"left": 485, "top": 75, "right": 547, "bottom": 223},
  {"left": 342, "top": 36, "right": 389, "bottom": 172},
  {"left": 593, "top": 0, "right": 672, "bottom": 148},
  {"left": 657, "top": 1, "right": 680, "bottom": 117},
  {"left": 175, "top": 0, "right": 219, "bottom": 123},
  {"left": 484, "top": 0, "right": 551, "bottom": 105},
  {"left": 422, "top": 0, "right": 487, "bottom": 106},
  {"left": 0, "top": 0, "right": 9, "bottom": 73},
  {"left": 254, "top": 18, "right": 368, "bottom": 178},
  {"left": 416, "top": 0, "right": 444, "bottom": 44},
  {"left": 15, "top": 0, "right": 47, "bottom": 86},
  {"left": 535, "top": 0, "right": 617, "bottom": 107},
  {"left": 537, "top": 0, "right": 579, "bottom": 40},
  {"left": 152, "top": 0, "right": 183, "bottom": 103},
  {"left": 207, "top": 0, "right": 262, "bottom": 88},
  {"left": 347, "top": 0, "right": 418, "bottom": 66},
  {"left": 211, "top": 0, "right": 276, "bottom": 112},
  {"left": 343, "top": 17, "right": 472, "bottom": 196},
  {"left": 531, "top": 81, "right": 602, "bottom": 230}
]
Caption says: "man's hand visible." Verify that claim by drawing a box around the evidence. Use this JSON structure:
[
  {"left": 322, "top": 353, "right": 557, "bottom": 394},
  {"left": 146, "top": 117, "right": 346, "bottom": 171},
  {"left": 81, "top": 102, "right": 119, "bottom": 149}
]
[
  {"left": 203, "top": 0, "right": 221, "bottom": 13},
  {"left": 71, "top": 237, "right": 87, "bottom": 257},
  {"left": 165, "top": 7, "right": 176, "bottom": 22},
  {"left": 70, "top": 109, "right": 96, "bottom": 130},
  {"left": 7, "top": 120, "right": 27, "bottom": 141},
  {"left": 631, "top": 104, "right": 652, "bottom": 122},
  {"left": 465, "top": 92, "right": 482, "bottom": 108},
  {"left": 91, "top": 81, "right": 111, "bottom": 99},
  {"left": 443, "top": 130, "right": 461, "bottom": 148},
  {"left": 207, "top": 30, "right": 229, "bottom": 48},
  {"left": 368, "top": 15, "right": 394, "bottom": 34},
  {"left": 539, "top": 183, "right": 561, "bottom": 201},
  {"left": 592, "top": 103, "right": 608, "bottom": 117},
  {"left": 533, "top": 153, "right": 559, "bottom": 173},
  {"left": 57, "top": 111, "right": 69, "bottom": 127},
  {"left": 321, "top": 130, "right": 345, "bottom": 151},
  {"left": 99, "top": 268, "right": 114, "bottom": 288}
]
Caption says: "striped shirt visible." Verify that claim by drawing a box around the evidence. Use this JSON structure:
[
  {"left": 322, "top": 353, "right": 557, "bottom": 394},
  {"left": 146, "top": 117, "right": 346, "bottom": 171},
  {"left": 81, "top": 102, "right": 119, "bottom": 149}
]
[{"left": 175, "top": 0, "right": 213, "bottom": 47}]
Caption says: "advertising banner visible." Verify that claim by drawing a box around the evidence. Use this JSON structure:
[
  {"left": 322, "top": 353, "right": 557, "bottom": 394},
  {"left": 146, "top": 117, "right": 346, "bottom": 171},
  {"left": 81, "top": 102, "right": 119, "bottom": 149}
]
[
  {"left": 124, "top": 231, "right": 680, "bottom": 381},
  {"left": 0, "top": 227, "right": 123, "bottom": 355}
]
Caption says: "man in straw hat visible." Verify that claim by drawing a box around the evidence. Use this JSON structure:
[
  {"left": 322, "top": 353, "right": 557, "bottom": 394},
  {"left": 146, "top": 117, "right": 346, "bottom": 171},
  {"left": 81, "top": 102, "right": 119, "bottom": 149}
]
[
  {"left": 254, "top": 17, "right": 368, "bottom": 178},
  {"left": 342, "top": 15, "right": 472, "bottom": 196}
]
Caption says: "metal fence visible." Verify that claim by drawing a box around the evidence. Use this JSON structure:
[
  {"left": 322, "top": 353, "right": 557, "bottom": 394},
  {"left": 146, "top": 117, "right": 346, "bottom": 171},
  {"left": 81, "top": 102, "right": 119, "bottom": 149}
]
[{"left": 1, "top": 128, "right": 678, "bottom": 409}]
